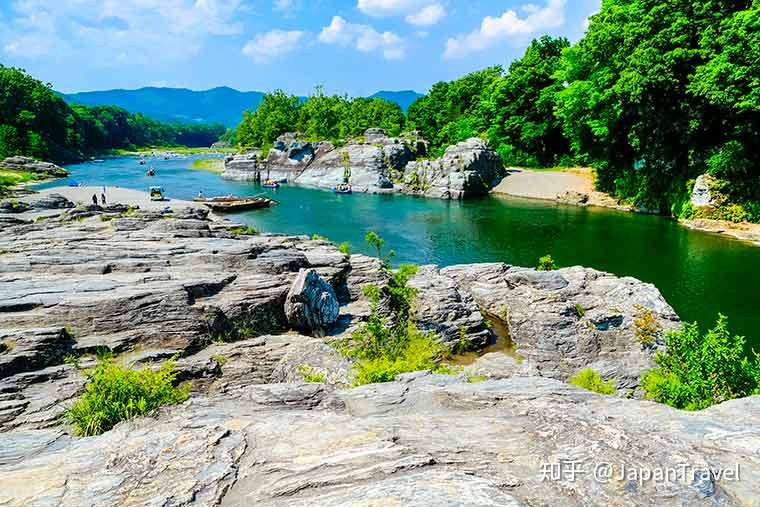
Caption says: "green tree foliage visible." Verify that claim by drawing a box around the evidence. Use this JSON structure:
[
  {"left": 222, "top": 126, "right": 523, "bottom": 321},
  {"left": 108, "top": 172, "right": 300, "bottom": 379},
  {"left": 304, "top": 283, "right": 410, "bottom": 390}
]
[
  {"left": 66, "top": 359, "right": 189, "bottom": 436},
  {"left": 555, "top": 0, "right": 759, "bottom": 211},
  {"left": 408, "top": 67, "right": 503, "bottom": 157},
  {"left": 569, "top": 368, "right": 617, "bottom": 395},
  {"left": 642, "top": 315, "right": 760, "bottom": 410},
  {"left": 236, "top": 87, "right": 405, "bottom": 148},
  {"left": 482, "top": 36, "right": 570, "bottom": 166},
  {"left": 407, "top": 1, "right": 759, "bottom": 219},
  {"left": 0, "top": 66, "right": 225, "bottom": 161},
  {"left": 339, "top": 234, "right": 451, "bottom": 385}
]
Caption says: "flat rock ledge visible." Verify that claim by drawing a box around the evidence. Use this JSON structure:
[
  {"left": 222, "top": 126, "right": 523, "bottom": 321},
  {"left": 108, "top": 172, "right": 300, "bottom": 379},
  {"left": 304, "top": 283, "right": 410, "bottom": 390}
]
[{"left": 1, "top": 201, "right": 755, "bottom": 505}]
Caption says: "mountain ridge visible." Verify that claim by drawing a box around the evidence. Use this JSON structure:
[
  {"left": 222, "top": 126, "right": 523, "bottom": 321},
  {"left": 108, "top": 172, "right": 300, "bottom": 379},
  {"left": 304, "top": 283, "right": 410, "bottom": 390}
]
[{"left": 59, "top": 86, "right": 424, "bottom": 127}]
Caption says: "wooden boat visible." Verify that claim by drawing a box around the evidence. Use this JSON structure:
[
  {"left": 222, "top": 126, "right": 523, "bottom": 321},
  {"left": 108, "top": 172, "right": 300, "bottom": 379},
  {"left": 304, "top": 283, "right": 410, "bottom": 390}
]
[
  {"left": 193, "top": 195, "right": 239, "bottom": 202},
  {"left": 201, "top": 197, "right": 274, "bottom": 212}
]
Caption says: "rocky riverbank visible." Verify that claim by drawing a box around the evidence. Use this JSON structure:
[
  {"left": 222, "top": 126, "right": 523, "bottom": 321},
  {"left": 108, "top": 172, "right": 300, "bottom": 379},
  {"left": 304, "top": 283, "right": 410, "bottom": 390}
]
[
  {"left": 0, "top": 190, "right": 758, "bottom": 505},
  {"left": 222, "top": 129, "right": 505, "bottom": 200}
]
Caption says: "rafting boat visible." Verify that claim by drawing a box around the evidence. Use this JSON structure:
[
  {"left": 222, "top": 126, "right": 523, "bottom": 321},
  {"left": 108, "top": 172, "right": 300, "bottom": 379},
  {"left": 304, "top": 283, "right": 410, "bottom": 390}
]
[
  {"left": 262, "top": 179, "right": 280, "bottom": 189},
  {"left": 200, "top": 197, "right": 274, "bottom": 212},
  {"left": 333, "top": 183, "right": 352, "bottom": 194}
]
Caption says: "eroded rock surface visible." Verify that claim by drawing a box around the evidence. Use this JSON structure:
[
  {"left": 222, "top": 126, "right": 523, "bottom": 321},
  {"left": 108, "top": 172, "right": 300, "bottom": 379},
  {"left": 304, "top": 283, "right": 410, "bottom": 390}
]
[
  {"left": 403, "top": 138, "right": 504, "bottom": 199},
  {"left": 0, "top": 157, "right": 68, "bottom": 178},
  {"left": 2, "top": 200, "right": 754, "bottom": 506},
  {"left": 442, "top": 263, "right": 680, "bottom": 394},
  {"left": 222, "top": 131, "right": 502, "bottom": 199},
  {"left": 1, "top": 375, "right": 758, "bottom": 506}
]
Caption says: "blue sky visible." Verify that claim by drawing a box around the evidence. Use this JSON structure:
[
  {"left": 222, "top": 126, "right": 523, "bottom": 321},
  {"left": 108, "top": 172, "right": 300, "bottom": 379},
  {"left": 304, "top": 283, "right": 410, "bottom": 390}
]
[{"left": 0, "top": 0, "right": 600, "bottom": 95}]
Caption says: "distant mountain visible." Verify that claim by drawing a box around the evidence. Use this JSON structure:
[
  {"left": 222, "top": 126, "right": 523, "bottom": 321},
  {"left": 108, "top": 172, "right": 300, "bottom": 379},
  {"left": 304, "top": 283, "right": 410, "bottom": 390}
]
[
  {"left": 60, "top": 87, "right": 425, "bottom": 127},
  {"left": 369, "top": 90, "right": 424, "bottom": 112},
  {"left": 60, "top": 87, "right": 265, "bottom": 127}
]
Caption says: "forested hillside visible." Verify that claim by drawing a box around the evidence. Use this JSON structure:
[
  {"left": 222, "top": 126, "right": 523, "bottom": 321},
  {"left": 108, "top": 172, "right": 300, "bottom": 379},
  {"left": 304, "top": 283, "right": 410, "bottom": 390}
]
[
  {"left": 236, "top": 86, "right": 406, "bottom": 149},
  {"left": 0, "top": 66, "right": 225, "bottom": 161},
  {"left": 408, "top": 0, "right": 759, "bottom": 220}
]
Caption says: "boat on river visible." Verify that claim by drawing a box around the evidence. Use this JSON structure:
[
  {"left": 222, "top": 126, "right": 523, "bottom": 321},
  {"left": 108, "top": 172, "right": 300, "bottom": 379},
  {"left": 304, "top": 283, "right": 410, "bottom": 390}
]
[
  {"left": 333, "top": 183, "right": 352, "bottom": 194},
  {"left": 194, "top": 195, "right": 274, "bottom": 212},
  {"left": 262, "top": 179, "right": 280, "bottom": 189}
]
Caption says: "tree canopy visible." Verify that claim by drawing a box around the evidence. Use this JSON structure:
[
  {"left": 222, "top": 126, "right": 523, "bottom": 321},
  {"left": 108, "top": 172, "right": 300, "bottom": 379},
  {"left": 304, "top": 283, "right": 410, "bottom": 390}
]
[
  {"left": 236, "top": 86, "right": 405, "bottom": 148},
  {"left": 0, "top": 66, "right": 225, "bottom": 161},
  {"left": 407, "top": 0, "right": 759, "bottom": 219}
]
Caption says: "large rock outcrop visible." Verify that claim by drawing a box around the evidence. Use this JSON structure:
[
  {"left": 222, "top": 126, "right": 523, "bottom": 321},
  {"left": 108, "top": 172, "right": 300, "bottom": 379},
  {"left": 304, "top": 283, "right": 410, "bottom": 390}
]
[
  {"left": 1, "top": 374, "right": 758, "bottom": 506},
  {"left": 222, "top": 131, "right": 502, "bottom": 199},
  {"left": 402, "top": 138, "right": 504, "bottom": 199},
  {"left": 441, "top": 263, "right": 680, "bottom": 394},
  {"left": 0, "top": 157, "right": 68, "bottom": 178}
]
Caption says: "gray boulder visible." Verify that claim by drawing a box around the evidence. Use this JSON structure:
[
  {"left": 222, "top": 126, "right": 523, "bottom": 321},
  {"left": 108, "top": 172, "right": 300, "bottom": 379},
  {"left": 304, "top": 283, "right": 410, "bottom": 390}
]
[
  {"left": 691, "top": 174, "right": 717, "bottom": 208},
  {"left": 441, "top": 263, "right": 680, "bottom": 394},
  {"left": 0, "top": 157, "right": 68, "bottom": 178},
  {"left": 284, "top": 269, "right": 340, "bottom": 334},
  {"left": 29, "top": 193, "right": 74, "bottom": 210},
  {"left": 221, "top": 151, "right": 262, "bottom": 181},
  {"left": 402, "top": 138, "right": 504, "bottom": 199}
]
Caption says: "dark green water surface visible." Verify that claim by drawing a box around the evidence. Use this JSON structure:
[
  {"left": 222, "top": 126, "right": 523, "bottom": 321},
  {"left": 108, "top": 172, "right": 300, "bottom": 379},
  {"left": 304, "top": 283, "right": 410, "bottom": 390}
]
[{"left": 37, "top": 155, "right": 760, "bottom": 346}]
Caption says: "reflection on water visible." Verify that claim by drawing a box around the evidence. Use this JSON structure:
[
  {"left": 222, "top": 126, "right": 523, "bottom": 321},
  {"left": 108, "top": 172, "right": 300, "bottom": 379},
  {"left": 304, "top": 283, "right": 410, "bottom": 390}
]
[{"left": 36, "top": 155, "right": 760, "bottom": 347}]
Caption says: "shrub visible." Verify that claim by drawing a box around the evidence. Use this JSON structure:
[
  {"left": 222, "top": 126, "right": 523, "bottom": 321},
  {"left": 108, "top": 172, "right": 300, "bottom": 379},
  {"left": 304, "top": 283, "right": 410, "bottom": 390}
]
[
  {"left": 339, "top": 237, "right": 452, "bottom": 386},
  {"left": 311, "top": 234, "right": 328, "bottom": 241},
  {"left": 211, "top": 354, "right": 228, "bottom": 366},
  {"left": 642, "top": 315, "right": 760, "bottom": 410},
  {"left": 633, "top": 305, "right": 661, "bottom": 346},
  {"left": 229, "top": 225, "right": 258, "bottom": 236},
  {"left": 66, "top": 359, "right": 189, "bottom": 436},
  {"left": 351, "top": 324, "right": 450, "bottom": 386},
  {"left": 297, "top": 364, "right": 327, "bottom": 383},
  {"left": 569, "top": 368, "right": 616, "bottom": 395},
  {"left": 338, "top": 242, "right": 351, "bottom": 255},
  {"left": 537, "top": 254, "right": 557, "bottom": 271}
]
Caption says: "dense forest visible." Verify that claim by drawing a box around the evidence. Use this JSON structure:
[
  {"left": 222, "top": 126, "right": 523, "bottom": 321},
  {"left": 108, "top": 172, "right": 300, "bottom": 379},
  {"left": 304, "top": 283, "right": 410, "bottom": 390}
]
[
  {"left": 408, "top": 0, "right": 759, "bottom": 220},
  {"left": 0, "top": 66, "right": 225, "bottom": 162},
  {"left": 236, "top": 86, "right": 405, "bottom": 149}
]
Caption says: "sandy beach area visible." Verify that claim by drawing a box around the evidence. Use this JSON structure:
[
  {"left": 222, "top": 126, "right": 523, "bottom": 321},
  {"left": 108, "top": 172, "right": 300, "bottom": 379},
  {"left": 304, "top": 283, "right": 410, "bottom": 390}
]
[
  {"left": 492, "top": 167, "right": 628, "bottom": 210},
  {"left": 23, "top": 186, "right": 204, "bottom": 210}
]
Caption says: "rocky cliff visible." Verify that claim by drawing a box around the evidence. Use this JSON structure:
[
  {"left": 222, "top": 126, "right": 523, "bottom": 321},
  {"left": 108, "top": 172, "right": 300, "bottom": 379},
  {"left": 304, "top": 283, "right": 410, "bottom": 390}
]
[
  {"left": 0, "top": 198, "right": 757, "bottom": 505},
  {"left": 222, "top": 130, "right": 504, "bottom": 199}
]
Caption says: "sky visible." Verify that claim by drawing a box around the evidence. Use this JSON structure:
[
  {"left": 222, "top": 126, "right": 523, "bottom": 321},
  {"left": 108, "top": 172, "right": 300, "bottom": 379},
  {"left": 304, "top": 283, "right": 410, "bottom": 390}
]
[{"left": 0, "top": 0, "right": 601, "bottom": 96}]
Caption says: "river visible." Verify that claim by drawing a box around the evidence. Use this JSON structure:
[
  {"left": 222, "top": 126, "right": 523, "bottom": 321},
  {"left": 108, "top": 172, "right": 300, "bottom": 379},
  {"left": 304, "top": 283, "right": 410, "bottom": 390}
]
[{"left": 36, "top": 155, "right": 760, "bottom": 347}]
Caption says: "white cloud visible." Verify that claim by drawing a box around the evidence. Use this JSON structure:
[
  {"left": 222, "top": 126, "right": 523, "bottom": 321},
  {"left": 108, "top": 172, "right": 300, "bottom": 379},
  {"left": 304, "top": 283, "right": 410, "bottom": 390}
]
[
  {"left": 357, "top": 0, "right": 427, "bottom": 17},
  {"left": 318, "top": 16, "right": 405, "bottom": 60},
  {"left": 444, "top": 0, "right": 567, "bottom": 59},
  {"left": 273, "top": 0, "right": 293, "bottom": 10},
  {"left": 1, "top": 0, "right": 244, "bottom": 64},
  {"left": 405, "top": 4, "right": 445, "bottom": 26},
  {"left": 242, "top": 29, "right": 306, "bottom": 63},
  {"left": 358, "top": 0, "right": 445, "bottom": 25}
]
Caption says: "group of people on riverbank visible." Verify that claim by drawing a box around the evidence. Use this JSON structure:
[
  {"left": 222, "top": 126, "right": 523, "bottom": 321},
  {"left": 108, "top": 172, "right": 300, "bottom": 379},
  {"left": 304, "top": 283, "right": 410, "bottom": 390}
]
[{"left": 91, "top": 186, "right": 107, "bottom": 206}]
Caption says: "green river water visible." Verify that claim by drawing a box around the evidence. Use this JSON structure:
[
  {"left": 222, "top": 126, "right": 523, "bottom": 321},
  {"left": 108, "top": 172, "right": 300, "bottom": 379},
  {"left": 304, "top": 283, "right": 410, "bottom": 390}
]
[{"left": 37, "top": 155, "right": 760, "bottom": 347}]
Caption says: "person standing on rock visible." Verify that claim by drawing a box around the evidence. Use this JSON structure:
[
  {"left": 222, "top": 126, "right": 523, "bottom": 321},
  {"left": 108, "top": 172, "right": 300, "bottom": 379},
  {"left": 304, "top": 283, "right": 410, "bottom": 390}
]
[
  {"left": 101, "top": 193, "right": 107, "bottom": 205},
  {"left": 91, "top": 194, "right": 98, "bottom": 206}
]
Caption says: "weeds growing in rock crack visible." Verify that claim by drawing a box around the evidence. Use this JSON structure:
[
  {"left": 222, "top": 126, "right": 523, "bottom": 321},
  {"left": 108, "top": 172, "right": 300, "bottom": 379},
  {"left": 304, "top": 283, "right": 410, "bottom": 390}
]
[{"left": 66, "top": 359, "right": 189, "bottom": 436}]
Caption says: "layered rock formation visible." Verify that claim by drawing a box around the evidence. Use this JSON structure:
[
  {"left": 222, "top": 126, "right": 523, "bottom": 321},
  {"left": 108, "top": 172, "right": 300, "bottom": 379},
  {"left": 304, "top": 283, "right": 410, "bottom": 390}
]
[
  {"left": 0, "top": 157, "right": 69, "bottom": 178},
  {"left": 1, "top": 200, "right": 756, "bottom": 505},
  {"left": 403, "top": 138, "right": 505, "bottom": 199},
  {"left": 222, "top": 130, "right": 503, "bottom": 199}
]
